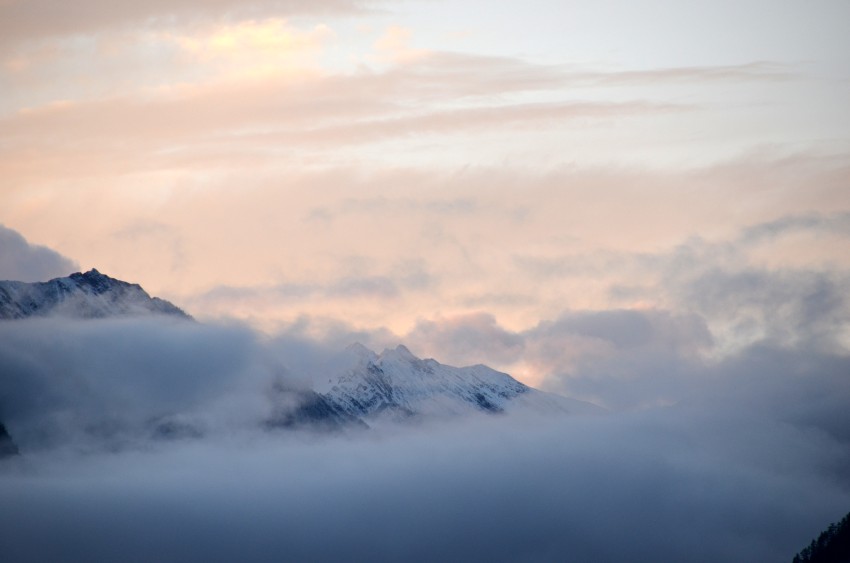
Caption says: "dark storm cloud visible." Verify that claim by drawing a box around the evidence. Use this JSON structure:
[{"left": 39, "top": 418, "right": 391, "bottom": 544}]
[{"left": 0, "top": 224, "right": 78, "bottom": 282}]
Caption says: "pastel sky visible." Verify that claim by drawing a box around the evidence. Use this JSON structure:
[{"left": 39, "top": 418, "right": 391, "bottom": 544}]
[{"left": 2, "top": 0, "right": 849, "bottom": 397}]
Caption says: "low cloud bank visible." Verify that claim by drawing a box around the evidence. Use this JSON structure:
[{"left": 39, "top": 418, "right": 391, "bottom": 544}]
[
  {"left": 1, "top": 400, "right": 848, "bottom": 562},
  {"left": 0, "top": 318, "right": 280, "bottom": 449},
  {"left": 0, "top": 313, "right": 848, "bottom": 562}
]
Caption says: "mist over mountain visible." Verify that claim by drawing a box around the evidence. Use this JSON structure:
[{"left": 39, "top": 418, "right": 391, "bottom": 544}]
[
  {"left": 267, "top": 342, "right": 602, "bottom": 430},
  {"left": 1, "top": 0, "right": 848, "bottom": 557},
  {"left": 0, "top": 270, "right": 600, "bottom": 450},
  {"left": 0, "top": 269, "right": 190, "bottom": 320},
  {"left": 0, "top": 268, "right": 848, "bottom": 563}
]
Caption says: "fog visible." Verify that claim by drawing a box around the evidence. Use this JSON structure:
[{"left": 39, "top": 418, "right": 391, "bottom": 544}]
[
  {"left": 1, "top": 403, "right": 847, "bottom": 562},
  {"left": 1, "top": 316, "right": 849, "bottom": 562}
]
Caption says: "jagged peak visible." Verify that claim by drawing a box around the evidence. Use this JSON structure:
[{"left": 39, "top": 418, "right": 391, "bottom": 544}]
[
  {"left": 0, "top": 268, "right": 191, "bottom": 320},
  {"left": 70, "top": 268, "right": 105, "bottom": 279},
  {"left": 65, "top": 268, "right": 145, "bottom": 295},
  {"left": 379, "top": 344, "right": 419, "bottom": 362},
  {"left": 68, "top": 268, "right": 118, "bottom": 285}
]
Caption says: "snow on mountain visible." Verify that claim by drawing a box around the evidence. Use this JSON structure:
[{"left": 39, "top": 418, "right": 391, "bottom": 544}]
[
  {"left": 0, "top": 269, "right": 190, "bottom": 320},
  {"left": 273, "top": 343, "right": 603, "bottom": 429},
  {"left": 0, "top": 270, "right": 596, "bottom": 435}
]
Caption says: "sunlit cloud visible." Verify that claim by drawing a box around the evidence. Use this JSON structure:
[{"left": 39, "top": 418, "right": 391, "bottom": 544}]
[
  {"left": 0, "top": 0, "right": 369, "bottom": 49},
  {"left": 172, "top": 18, "right": 336, "bottom": 78}
]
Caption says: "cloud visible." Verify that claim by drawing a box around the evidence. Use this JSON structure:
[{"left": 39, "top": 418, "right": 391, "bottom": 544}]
[
  {"left": 677, "top": 268, "right": 850, "bottom": 351},
  {"left": 0, "top": 317, "right": 271, "bottom": 448},
  {"left": 1, "top": 358, "right": 848, "bottom": 562},
  {"left": 400, "top": 308, "right": 715, "bottom": 408},
  {"left": 0, "top": 263, "right": 848, "bottom": 561},
  {"left": 192, "top": 266, "right": 434, "bottom": 317},
  {"left": 0, "top": 0, "right": 368, "bottom": 48},
  {"left": 0, "top": 224, "right": 78, "bottom": 282},
  {"left": 0, "top": 47, "right": 790, "bottom": 186},
  {"left": 407, "top": 312, "right": 525, "bottom": 366},
  {"left": 397, "top": 225, "right": 850, "bottom": 408},
  {"left": 373, "top": 25, "right": 429, "bottom": 64},
  {"left": 3, "top": 152, "right": 846, "bottom": 340},
  {"left": 171, "top": 18, "right": 336, "bottom": 79},
  {"left": 307, "top": 196, "right": 480, "bottom": 223},
  {"left": 738, "top": 211, "right": 850, "bottom": 244},
  {"left": 0, "top": 68, "right": 687, "bottom": 183}
]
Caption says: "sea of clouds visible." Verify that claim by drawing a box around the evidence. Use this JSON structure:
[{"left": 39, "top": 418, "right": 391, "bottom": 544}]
[
  {"left": 0, "top": 314, "right": 848, "bottom": 562},
  {"left": 1, "top": 220, "right": 849, "bottom": 562}
]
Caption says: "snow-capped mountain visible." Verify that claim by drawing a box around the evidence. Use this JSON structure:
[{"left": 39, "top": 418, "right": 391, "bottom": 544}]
[
  {"left": 0, "top": 270, "right": 597, "bottom": 437},
  {"left": 0, "top": 269, "right": 190, "bottom": 320},
  {"left": 269, "top": 343, "right": 602, "bottom": 429}
]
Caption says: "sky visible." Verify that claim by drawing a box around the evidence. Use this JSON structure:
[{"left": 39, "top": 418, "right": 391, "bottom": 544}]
[
  {"left": 1, "top": 0, "right": 849, "bottom": 392},
  {"left": 1, "top": 2, "right": 850, "bottom": 559}
]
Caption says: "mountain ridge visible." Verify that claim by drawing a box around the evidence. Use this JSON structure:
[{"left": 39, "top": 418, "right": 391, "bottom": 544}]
[
  {"left": 0, "top": 269, "right": 191, "bottom": 320},
  {"left": 0, "top": 270, "right": 602, "bottom": 440},
  {"left": 270, "top": 342, "right": 603, "bottom": 430}
]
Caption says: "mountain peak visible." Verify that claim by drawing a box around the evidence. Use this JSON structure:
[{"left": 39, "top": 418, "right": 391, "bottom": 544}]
[
  {"left": 68, "top": 268, "right": 127, "bottom": 293},
  {"left": 0, "top": 269, "right": 191, "bottom": 320},
  {"left": 380, "top": 344, "right": 418, "bottom": 362},
  {"left": 277, "top": 342, "right": 606, "bottom": 430},
  {"left": 70, "top": 268, "right": 105, "bottom": 279}
]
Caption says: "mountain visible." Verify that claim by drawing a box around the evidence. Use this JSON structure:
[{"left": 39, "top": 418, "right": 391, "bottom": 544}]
[
  {"left": 0, "top": 269, "right": 190, "bottom": 320},
  {"left": 269, "top": 343, "right": 602, "bottom": 429},
  {"left": 0, "top": 270, "right": 595, "bottom": 435}
]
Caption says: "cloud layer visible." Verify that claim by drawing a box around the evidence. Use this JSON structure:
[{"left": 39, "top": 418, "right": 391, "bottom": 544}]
[
  {"left": 0, "top": 224, "right": 77, "bottom": 282},
  {"left": 1, "top": 352, "right": 848, "bottom": 562},
  {"left": 0, "top": 239, "right": 848, "bottom": 562}
]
